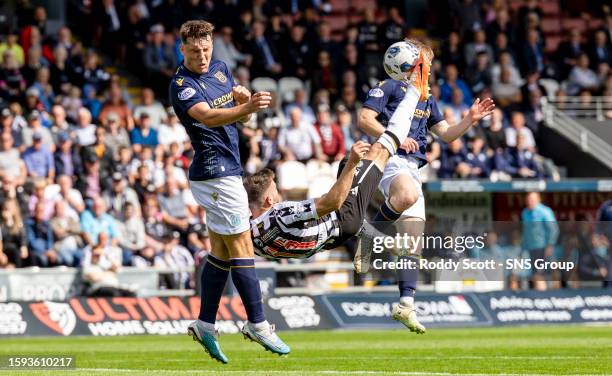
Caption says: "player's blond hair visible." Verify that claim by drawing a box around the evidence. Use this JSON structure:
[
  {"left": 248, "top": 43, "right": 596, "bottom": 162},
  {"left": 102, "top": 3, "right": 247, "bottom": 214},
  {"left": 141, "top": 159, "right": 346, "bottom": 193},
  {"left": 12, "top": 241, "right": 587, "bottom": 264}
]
[
  {"left": 406, "top": 38, "right": 434, "bottom": 65},
  {"left": 179, "top": 20, "right": 215, "bottom": 44}
]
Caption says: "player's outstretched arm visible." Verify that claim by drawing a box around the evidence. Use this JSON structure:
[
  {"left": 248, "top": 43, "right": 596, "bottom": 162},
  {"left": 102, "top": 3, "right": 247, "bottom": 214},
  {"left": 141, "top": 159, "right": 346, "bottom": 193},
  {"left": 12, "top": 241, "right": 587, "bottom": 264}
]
[
  {"left": 431, "top": 97, "right": 495, "bottom": 142},
  {"left": 315, "top": 141, "right": 370, "bottom": 217},
  {"left": 187, "top": 91, "right": 272, "bottom": 128}
]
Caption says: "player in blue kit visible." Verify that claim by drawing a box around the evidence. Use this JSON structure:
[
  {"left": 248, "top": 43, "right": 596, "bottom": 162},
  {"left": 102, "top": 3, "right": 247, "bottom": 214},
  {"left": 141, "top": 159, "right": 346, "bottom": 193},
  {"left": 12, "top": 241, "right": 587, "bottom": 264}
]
[
  {"left": 356, "top": 41, "right": 495, "bottom": 333},
  {"left": 169, "top": 20, "right": 289, "bottom": 364}
]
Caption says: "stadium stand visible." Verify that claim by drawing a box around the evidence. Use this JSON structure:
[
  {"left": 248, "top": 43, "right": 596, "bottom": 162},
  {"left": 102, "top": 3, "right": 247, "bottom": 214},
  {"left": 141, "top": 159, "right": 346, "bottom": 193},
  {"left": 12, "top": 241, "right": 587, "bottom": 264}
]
[{"left": 0, "top": 0, "right": 610, "bottom": 294}]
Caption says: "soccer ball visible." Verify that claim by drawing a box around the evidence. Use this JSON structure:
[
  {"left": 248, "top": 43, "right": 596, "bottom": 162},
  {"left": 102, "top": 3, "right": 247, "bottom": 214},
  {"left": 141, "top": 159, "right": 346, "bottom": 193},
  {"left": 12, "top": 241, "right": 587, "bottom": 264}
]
[{"left": 383, "top": 41, "right": 420, "bottom": 82}]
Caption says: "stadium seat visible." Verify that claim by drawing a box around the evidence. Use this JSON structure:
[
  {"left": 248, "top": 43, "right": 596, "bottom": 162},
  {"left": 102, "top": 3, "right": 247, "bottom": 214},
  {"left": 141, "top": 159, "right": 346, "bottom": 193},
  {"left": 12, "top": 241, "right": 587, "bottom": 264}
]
[
  {"left": 562, "top": 18, "right": 587, "bottom": 33},
  {"left": 545, "top": 35, "right": 562, "bottom": 54},
  {"left": 251, "top": 77, "right": 278, "bottom": 94},
  {"left": 277, "top": 161, "right": 309, "bottom": 191},
  {"left": 278, "top": 77, "right": 305, "bottom": 103},
  {"left": 540, "top": 1, "right": 560, "bottom": 16},
  {"left": 541, "top": 18, "right": 562, "bottom": 34},
  {"left": 306, "top": 160, "right": 333, "bottom": 182},
  {"left": 540, "top": 78, "right": 560, "bottom": 99},
  {"left": 307, "top": 175, "right": 337, "bottom": 199}
]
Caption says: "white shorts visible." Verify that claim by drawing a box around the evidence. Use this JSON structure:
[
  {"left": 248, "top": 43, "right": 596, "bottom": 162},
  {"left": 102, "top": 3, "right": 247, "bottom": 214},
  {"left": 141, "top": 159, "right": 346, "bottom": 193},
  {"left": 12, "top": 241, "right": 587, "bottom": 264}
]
[
  {"left": 378, "top": 155, "right": 426, "bottom": 221},
  {"left": 189, "top": 176, "right": 251, "bottom": 235}
]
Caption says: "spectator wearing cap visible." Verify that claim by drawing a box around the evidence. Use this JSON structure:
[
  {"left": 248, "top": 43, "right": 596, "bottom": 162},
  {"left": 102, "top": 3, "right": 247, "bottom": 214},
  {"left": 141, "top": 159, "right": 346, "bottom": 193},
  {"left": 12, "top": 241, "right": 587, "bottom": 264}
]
[
  {"left": 74, "top": 107, "right": 96, "bottom": 147},
  {"left": 20, "top": 110, "right": 53, "bottom": 151},
  {"left": 25, "top": 202, "right": 56, "bottom": 267},
  {"left": 103, "top": 171, "right": 141, "bottom": 221},
  {"left": 130, "top": 112, "right": 159, "bottom": 151},
  {"left": 22, "top": 131, "right": 55, "bottom": 182},
  {"left": 0, "top": 31, "right": 25, "bottom": 67},
  {"left": 143, "top": 24, "right": 176, "bottom": 96},
  {"left": 0, "top": 50, "right": 26, "bottom": 101},
  {"left": 313, "top": 104, "right": 345, "bottom": 162},
  {"left": 99, "top": 83, "right": 135, "bottom": 130},
  {"left": 158, "top": 107, "right": 188, "bottom": 152},
  {"left": 54, "top": 132, "right": 81, "bottom": 177},
  {"left": 80, "top": 196, "right": 119, "bottom": 247},
  {"left": 103, "top": 112, "right": 131, "bottom": 159},
  {"left": 133, "top": 88, "right": 166, "bottom": 130},
  {"left": 0, "top": 132, "right": 27, "bottom": 186},
  {"left": 278, "top": 106, "right": 323, "bottom": 163}
]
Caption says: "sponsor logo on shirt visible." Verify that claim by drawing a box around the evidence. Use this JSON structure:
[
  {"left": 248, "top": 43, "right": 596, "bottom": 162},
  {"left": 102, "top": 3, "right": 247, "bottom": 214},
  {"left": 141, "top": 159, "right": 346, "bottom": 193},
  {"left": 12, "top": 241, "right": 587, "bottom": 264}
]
[
  {"left": 414, "top": 108, "right": 431, "bottom": 119},
  {"left": 368, "top": 88, "right": 384, "bottom": 98},
  {"left": 212, "top": 92, "right": 234, "bottom": 108},
  {"left": 229, "top": 214, "right": 241, "bottom": 227},
  {"left": 178, "top": 87, "right": 196, "bottom": 100}
]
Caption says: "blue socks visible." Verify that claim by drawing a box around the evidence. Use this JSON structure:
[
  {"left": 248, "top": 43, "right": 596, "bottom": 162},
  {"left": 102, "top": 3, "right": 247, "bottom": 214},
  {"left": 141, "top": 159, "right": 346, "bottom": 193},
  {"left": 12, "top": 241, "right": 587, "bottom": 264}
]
[
  {"left": 398, "top": 256, "right": 418, "bottom": 305},
  {"left": 198, "top": 254, "right": 230, "bottom": 324},
  {"left": 373, "top": 200, "right": 402, "bottom": 223},
  {"left": 230, "top": 258, "right": 266, "bottom": 324}
]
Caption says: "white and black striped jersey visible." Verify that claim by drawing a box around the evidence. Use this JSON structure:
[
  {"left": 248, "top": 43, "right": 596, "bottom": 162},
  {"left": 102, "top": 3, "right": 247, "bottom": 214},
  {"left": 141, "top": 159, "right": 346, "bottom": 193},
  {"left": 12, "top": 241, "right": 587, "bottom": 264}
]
[{"left": 250, "top": 199, "right": 341, "bottom": 259}]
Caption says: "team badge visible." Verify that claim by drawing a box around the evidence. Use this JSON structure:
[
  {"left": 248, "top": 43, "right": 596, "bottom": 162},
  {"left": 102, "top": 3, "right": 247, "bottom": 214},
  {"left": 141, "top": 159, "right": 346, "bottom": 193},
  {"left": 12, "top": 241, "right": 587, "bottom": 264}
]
[
  {"left": 214, "top": 71, "right": 227, "bottom": 83},
  {"left": 212, "top": 192, "right": 219, "bottom": 201},
  {"left": 229, "top": 214, "right": 241, "bottom": 227},
  {"left": 176, "top": 77, "right": 184, "bottom": 86}
]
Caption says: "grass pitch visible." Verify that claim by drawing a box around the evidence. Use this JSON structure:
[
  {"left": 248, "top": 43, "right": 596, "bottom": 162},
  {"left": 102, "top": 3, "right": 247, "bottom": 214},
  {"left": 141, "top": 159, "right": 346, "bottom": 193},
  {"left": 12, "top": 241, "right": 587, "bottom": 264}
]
[{"left": 1, "top": 325, "right": 611, "bottom": 375}]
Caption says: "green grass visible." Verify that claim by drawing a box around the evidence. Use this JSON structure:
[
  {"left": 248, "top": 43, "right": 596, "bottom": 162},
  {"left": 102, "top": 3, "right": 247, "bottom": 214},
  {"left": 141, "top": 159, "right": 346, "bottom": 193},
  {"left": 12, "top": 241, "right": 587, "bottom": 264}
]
[{"left": 1, "top": 326, "right": 611, "bottom": 375}]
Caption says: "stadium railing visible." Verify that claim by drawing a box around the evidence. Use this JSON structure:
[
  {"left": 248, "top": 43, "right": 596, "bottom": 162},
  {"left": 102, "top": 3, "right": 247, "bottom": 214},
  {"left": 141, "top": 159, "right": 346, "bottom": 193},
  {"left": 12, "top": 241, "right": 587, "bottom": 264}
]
[{"left": 542, "top": 97, "right": 612, "bottom": 171}]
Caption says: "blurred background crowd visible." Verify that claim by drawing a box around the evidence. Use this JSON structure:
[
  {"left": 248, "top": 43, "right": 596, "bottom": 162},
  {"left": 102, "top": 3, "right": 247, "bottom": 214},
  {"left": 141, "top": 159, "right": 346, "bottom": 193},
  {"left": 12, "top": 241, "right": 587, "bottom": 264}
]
[{"left": 0, "top": 0, "right": 610, "bottom": 290}]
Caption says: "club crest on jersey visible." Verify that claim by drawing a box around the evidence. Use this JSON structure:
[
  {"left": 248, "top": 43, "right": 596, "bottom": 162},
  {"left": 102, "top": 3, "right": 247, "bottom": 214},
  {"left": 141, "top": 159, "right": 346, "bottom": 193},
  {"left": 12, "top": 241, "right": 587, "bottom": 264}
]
[
  {"left": 175, "top": 77, "right": 184, "bottom": 86},
  {"left": 214, "top": 71, "right": 227, "bottom": 83},
  {"left": 178, "top": 87, "right": 196, "bottom": 100},
  {"left": 212, "top": 192, "right": 219, "bottom": 201},
  {"left": 368, "top": 88, "right": 384, "bottom": 98}
]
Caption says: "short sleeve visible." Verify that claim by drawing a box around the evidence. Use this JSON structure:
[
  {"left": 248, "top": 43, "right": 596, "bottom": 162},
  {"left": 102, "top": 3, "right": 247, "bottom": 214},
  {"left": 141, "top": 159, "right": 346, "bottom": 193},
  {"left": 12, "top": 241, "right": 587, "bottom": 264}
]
[
  {"left": 169, "top": 77, "right": 207, "bottom": 115},
  {"left": 362, "top": 80, "right": 393, "bottom": 114},
  {"left": 427, "top": 97, "right": 444, "bottom": 128}
]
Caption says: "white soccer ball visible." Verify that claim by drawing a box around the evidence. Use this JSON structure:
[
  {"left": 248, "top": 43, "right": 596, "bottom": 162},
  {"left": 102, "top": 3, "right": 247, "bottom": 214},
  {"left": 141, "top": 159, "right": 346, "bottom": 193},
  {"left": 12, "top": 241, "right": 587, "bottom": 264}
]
[{"left": 383, "top": 41, "right": 420, "bottom": 82}]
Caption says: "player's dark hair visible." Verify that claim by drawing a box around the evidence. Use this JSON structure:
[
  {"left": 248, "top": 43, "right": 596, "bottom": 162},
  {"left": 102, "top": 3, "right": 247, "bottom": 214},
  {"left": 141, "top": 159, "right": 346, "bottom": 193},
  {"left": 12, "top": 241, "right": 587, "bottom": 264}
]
[
  {"left": 243, "top": 168, "right": 275, "bottom": 209},
  {"left": 179, "top": 20, "right": 215, "bottom": 44}
]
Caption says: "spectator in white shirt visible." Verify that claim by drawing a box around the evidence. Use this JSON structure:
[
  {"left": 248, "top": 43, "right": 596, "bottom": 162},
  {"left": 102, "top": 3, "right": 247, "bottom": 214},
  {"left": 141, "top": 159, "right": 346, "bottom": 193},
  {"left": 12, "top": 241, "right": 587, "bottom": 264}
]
[
  {"left": 74, "top": 107, "right": 96, "bottom": 147},
  {"left": 158, "top": 107, "right": 189, "bottom": 152},
  {"left": 278, "top": 107, "right": 323, "bottom": 162},
  {"left": 505, "top": 112, "right": 536, "bottom": 150},
  {"left": 568, "top": 53, "right": 600, "bottom": 95}
]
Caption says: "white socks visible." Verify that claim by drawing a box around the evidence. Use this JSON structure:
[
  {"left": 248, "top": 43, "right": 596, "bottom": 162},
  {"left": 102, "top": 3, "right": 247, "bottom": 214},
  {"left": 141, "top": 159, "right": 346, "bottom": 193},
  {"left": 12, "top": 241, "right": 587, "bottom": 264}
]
[
  {"left": 252, "top": 320, "right": 270, "bottom": 332},
  {"left": 378, "top": 85, "right": 421, "bottom": 156},
  {"left": 199, "top": 320, "right": 216, "bottom": 333},
  {"left": 400, "top": 296, "right": 415, "bottom": 307}
]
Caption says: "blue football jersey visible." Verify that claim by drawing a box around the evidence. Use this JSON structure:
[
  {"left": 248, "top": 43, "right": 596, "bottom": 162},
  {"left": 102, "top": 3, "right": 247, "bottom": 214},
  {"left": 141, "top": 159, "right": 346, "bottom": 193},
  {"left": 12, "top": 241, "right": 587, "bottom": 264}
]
[
  {"left": 170, "top": 60, "right": 242, "bottom": 181},
  {"left": 362, "top": 79, "right": 444, "bottom": 167}
]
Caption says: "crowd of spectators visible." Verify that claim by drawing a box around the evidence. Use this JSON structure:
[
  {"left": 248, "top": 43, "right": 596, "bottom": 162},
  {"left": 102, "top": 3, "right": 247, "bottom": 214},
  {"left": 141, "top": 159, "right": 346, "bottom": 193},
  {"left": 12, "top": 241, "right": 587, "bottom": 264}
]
[{"left": 0, "top": 0, "right": 611, "bottom": 275}]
